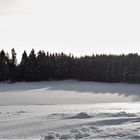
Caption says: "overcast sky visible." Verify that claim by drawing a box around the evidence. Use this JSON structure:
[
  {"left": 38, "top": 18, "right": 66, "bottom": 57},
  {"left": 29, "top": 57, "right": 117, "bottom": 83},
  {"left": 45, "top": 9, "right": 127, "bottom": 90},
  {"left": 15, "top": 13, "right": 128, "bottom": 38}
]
[{"left": 0, "top": 0, "right": 140, "bottom": 60}]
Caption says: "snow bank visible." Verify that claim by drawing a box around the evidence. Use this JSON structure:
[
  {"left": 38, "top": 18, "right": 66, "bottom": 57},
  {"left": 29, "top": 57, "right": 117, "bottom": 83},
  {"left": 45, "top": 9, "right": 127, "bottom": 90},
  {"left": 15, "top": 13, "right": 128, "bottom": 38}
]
[
  {"left": 43, "top": 132, "right": 73, "bottom": 140},
  {"left": 93, "top": 111, "right": 137, "bottom": 118},
  {"left": 60, "top": 134, "right": 73, "bottom": 140},
  {"left": 65, "top": 111, "right": 136, "bottom": 120},
  {"left": 66, "top": 112, "right": 92, "bottom": 119},
  {"left": 43, "top": 125, "right": 140, "bottom": 140},
  {"left": 42, "top": 111, "right": 140, "bottom": 140},
  {"left": 110, "top": 111, "right": 136, "bottom": 117},
  {"left": 42, "top": 126, "right": 101, "bottom": 140},
  {"left": 98, "top": 127, "right": 140, "bottom": 139}
]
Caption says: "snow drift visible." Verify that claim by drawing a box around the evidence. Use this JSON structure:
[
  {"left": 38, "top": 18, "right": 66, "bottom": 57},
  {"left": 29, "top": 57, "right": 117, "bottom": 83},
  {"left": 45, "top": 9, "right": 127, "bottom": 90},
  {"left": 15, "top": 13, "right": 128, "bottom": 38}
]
[{"left": 0, "top": 80, "right": 140, "bottom": 139}]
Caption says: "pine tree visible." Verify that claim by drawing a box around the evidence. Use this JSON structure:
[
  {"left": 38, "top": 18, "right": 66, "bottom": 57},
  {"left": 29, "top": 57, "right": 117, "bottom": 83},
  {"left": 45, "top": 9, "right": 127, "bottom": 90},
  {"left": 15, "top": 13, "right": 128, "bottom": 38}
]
[
  {"left": 27, "top": 49, "right": 38, "bottom": 81},
  {"left": 19, "top": 51, "right": 28, "bottom": 81},
  {"left": 9, "top": 48, "right": 17, "bottom": 82},
  {"left": 0, "top": 50, "right": 6, "bottom": 81}
]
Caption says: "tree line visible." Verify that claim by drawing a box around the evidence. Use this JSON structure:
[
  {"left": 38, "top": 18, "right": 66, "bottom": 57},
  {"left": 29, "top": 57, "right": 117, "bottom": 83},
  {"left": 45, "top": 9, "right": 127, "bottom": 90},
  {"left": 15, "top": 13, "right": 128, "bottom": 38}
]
[{"left": 0, "top": 48, "right": 140, "bottom": 83}]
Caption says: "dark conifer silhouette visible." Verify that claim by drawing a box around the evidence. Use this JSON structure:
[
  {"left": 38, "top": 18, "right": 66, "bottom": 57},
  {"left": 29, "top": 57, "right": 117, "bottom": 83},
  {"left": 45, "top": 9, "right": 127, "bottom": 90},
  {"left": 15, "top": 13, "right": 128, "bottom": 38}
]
[{"left": 0, "top": 48, "right": 140, "bottom": 83}]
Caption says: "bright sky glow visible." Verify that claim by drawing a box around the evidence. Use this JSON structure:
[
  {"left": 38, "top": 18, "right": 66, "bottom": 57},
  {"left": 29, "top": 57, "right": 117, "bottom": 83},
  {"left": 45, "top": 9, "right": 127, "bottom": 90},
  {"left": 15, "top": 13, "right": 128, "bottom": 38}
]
[{"left": 0, "top": 0, "right": 140, "bottom": 60}]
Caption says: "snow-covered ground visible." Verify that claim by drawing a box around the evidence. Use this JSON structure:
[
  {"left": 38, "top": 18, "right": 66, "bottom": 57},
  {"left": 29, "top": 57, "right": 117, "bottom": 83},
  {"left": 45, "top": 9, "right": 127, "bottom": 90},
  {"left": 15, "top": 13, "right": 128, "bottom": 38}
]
[{"left": 0, "top": 80, "right": 140, "bottom": 139}]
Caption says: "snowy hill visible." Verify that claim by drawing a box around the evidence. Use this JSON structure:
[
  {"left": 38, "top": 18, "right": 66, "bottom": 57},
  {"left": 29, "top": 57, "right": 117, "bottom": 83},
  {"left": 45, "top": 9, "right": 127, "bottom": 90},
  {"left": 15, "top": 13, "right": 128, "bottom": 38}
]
[
  {"left": 0, "top": 80, "right": 139, "bottom": 105},
  {"left": 0, "top": 80, "right": 140, "bottom": 139}
]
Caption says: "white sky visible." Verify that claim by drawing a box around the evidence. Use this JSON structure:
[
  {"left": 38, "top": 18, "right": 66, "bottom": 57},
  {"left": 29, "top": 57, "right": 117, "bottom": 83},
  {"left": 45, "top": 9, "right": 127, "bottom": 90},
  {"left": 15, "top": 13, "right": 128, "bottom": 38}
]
[{"left": 0, "top": 0, "right": 140, "bottom": 61}]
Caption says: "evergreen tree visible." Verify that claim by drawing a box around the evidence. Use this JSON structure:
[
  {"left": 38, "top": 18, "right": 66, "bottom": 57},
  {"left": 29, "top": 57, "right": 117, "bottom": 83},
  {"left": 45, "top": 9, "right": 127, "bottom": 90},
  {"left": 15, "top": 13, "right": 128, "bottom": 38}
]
[
  {"left": 0, "top": 50, "right": 7, "bottom": 81},
  {"left": 36, "top": 50, "right": 49, "bottom": 81},
  {"left": 19, "top": 51, "right": 28, "bottom": 81},
  {"left": 9, "top": 48, "right": 17, "bottom": 82},
  {"left": 26, "top": 49, "right": 38, "bottom": 81}
]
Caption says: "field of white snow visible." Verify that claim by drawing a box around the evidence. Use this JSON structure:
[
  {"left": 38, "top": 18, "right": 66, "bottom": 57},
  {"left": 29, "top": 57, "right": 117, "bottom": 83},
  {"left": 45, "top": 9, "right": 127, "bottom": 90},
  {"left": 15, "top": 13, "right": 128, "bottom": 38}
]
[{"left": 0, "top": 80, "right": 140, "bottom": 139}]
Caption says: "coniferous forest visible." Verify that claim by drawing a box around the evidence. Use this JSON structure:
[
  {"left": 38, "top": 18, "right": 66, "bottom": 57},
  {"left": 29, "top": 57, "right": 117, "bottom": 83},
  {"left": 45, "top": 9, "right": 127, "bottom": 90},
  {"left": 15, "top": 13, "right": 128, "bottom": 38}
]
[{"left": 0, "top": 48, "right": 140, "bottom": 83}]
